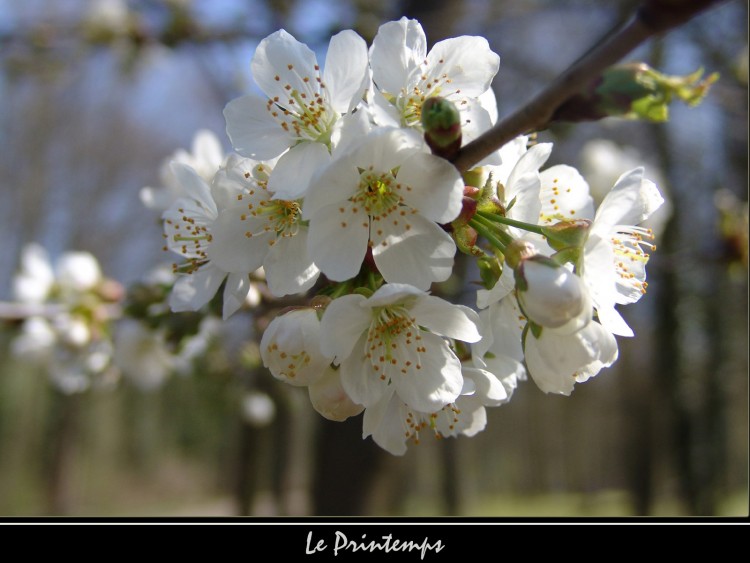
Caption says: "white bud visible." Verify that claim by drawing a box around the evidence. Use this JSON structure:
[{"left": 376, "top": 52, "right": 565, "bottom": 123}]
[
  {"left": 516, "top": 259, "right": 591, "bottom": 332},
  {"left": 308, "top": 366, "right": 364, "bottom": 421}
]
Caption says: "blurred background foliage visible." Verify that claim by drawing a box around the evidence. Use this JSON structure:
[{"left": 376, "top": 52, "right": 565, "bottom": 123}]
[{"left": 0, "top": 0, "right": 747, "bottom": 517}]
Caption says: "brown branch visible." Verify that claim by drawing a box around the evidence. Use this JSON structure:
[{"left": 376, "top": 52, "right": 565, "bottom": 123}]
[{"left": 451, "top": 0, "right": 728, "bottom": 173}]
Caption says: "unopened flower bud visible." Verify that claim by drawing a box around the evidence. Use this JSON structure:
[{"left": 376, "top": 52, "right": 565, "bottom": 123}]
[
  {"left": 421, "top": 96, "right": 462, "bottom": 159},
  {"left": 308, "top": 366, "right": 364, "bottom": 422},
  {"left": 514, "top": 256, "right": 591, "bottom": 331},
  {"left": 553, "top": 62, "right": 718, "bottom": 123}
]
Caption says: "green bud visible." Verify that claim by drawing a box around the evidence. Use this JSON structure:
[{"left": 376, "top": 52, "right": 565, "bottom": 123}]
[
  {"left": 463, "top": 168, "right": 486, "bottom": 189},
  {"left": 553, "top": 62, "right": 718, "bottom": 123},
  {"left": 542, "top": 219, "right": 592, "bottom": 251},
  {"left": 504, "top": 240, "right": 539, "bottom": 271},
  {"left": 477, "top": 256, "right": 503, "bottom": 289},
  {"left": 453, "top": 223, "right": 482, "bottom": 256},
  {"left": 422, "top": 96, "right": 462, "bottom": 159}
]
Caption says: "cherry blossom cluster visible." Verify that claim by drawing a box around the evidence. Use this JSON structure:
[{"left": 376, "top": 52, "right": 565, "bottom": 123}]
[
  {"left": 157, "top": 18, "right": 664, "bottom": 455},
  {"left": 9, "top": 244, "right": 122, "bottom": 393}
]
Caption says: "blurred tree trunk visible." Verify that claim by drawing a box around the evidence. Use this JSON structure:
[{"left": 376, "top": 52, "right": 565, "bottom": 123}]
[
  {"left": 311, "top": 415, "right": 384, "bottom": 515},
  {"left": 650, "top": 46, "right": 726, "bottom": 513},
  {"left": 43, "top": 392, "right": 80, "bottom": 515}
]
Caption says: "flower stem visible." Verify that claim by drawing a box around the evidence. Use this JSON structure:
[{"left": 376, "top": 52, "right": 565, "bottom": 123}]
[
  {"left": 476, "top": 210, "right": 547, "bottom": 236},
  {"left": 469, "top": 217, "right": 509, "bottom": 252}
]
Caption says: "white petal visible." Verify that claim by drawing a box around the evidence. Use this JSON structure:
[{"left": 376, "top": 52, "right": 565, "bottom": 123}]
[
  {"left": 260, "top": 308, "right": 330, "bottom": 386},
  {"left": 363, "top": 390, "right": 409, "bottom": 456},
  {"left": 457, "top": 101, "right": 496, "bottom": 147},
  {"left": 594, "top": 168, "right": 664, "bottom": 230},
  {"left": 323, "top": 30, "right": 369, "bottom": 114},
  {"left": 251, "top": 29, "right": 319, "bottom": 102},
  {"left": 206, "top": 204, "right": 268, "bottom": 273},
  {"left": 574, "top": 323, "right": 619, "bottom": 383},
  {"left": 302, "top": 154, "right": 359, "bottom": 219},
  {"left": 222, "top": 272, "right": 250, "bottom": 319},
  {"left": 409, "top": 297, "right": 481, "bottom": 342},
  {"left": 56, "top": 252, "right": 102, "bottom": 292},
  {"left": 351, "top": 127, "right": 422, "bottom": 173},
  {"left": 224, "top": 94, "right": 291, "bottom": 160},
  {"left": 582, "top": 233, "right": 619, "bottom": 312},
  {"left": 507, "top": 174, "right": 543, "bottom": 232},
  {"left": 393, "top": 331, "right": 463, "bottom": 412},
  {"left": 477, "top": 297, "right": 525, "bottom": 361},
  {"left": 191, "top": 130, "right": 225, "bottom": 175},
  {"left": 308, "top": 203, "right": 369, "bottom": 282},
  {"left": 596, "top": 304, "right": 634, "bottom": 338},
  {"left": 264, "top": 230, "right": 319, "bottom": 297},
  {"left": 539, "top": 165, "right": 594, "bottom": 225},
  {"left": 425, "top": 36, "right": 500, "bottom": 98},
  {"left": 369, "top": 88, "right": 402, "bottom": 128},
  {"left": 506, "top": 143, "right": 552, "bottom": 192},
  {"left": 370, "top": 18, "right": 426, "bottom": 95},
  {"left": 524, "top": 322, "right": 617, "bottom": 395},
  {"left": 170, "top": 162, "right": 217, "bottom": 215},
  {"left": 210, "top": 157, "right": 256, "bottom": 210},
  {"left": 478, "top": 87, "right": 498, "bottom": 125},
  {"left": 365, "top": 283, "right": 426, "bottom": 307},
  {"left": 396, "top": 152, "right": 463, "bottom": 223},
  {"left": 169, "top": 266, "right": 225, "bottom": 312},
  {"left": 462, "top": 366, "right": 509, "bottom": 405},
  {"left": 476, "top": 265, "right": 515, "bottom": 309},
  {"left": 451, "top": 398, "right": 487, "bottom": 438},
  {"left": 340, "top": 333, "right": 390, "bottom": 406},
  {"left": 372, "top": 216, "right": 456, "bottom": 289},
  {"left": 139, "top": 185, "right": 177, "bottom": 211},
  {"left": 13, "top": 243, "right": 55, "bottom": 303},
  {"left": 319, "top": 293, "right": 371, "bottom": 361},
  {"left": 330, "top": 109, "right": 374, "bottom": 160},
  {"left": 268, "top": 142, "right": 331, "bottom": 200}
]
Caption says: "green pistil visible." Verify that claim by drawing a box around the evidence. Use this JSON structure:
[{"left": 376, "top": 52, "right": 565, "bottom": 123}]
[
  {"left": 172, "top": 234, "right": 211, "bottom": 243},
  {"left": 288, "top": 89, "right": 336, "bottom": 145}
]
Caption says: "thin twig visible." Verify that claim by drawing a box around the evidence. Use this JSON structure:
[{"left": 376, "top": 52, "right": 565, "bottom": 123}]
[{"left": 451, "top": 0, "right": 727, "bottom": 173}]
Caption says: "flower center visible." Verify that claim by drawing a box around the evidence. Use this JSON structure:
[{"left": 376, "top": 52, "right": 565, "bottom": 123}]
[
  {"left": 355, "top": 170, "right": 402, "bottom": 220},
  {"left": 402, "top": 402, "right": 462, "bottom": 446},
  {"left": 266, "top": 69, "right": 338, "bottom": 146},
  {"left": 391, "top": 60, "right": 460, "bottom": 129},
  {"left": 242, "top": 197, "right": 303, "bottom": 244},
  {"left": 365, "top": 305, "right": 425, "bottom": 381},
  {"left": 164, "top": 206, "right": 213, "bottom": 274},
  {"left": 265, "top": 341, "right": 312, "bottom": 380}
]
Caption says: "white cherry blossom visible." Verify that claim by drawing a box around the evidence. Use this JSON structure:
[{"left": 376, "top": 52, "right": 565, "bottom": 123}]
[
  {"left": 224, "top": 29, "right": 369, "bottom": 200},
  {"left": 369, "top": 17, "right": 500, "bottom": 143},
  {"left": 141, "top": 129, "right": 226, "bottom": 211},
  {"left": 361, "top": 364, "right": 509, "bottom": 455},
  {"left": 260, "top": 307, "right": 332, "bottom": 387},
  {"left": 163, "top": 155, "right": 318, "bottom": 317},
  {"left": 524, "top": 320, "right": 618, "bottom": 396},
  {"left": 319, "top": 283, "right": 481, "bottom": 413},
  {"left": 304, "top": 128, "right": 463, "bottom": 289}
]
